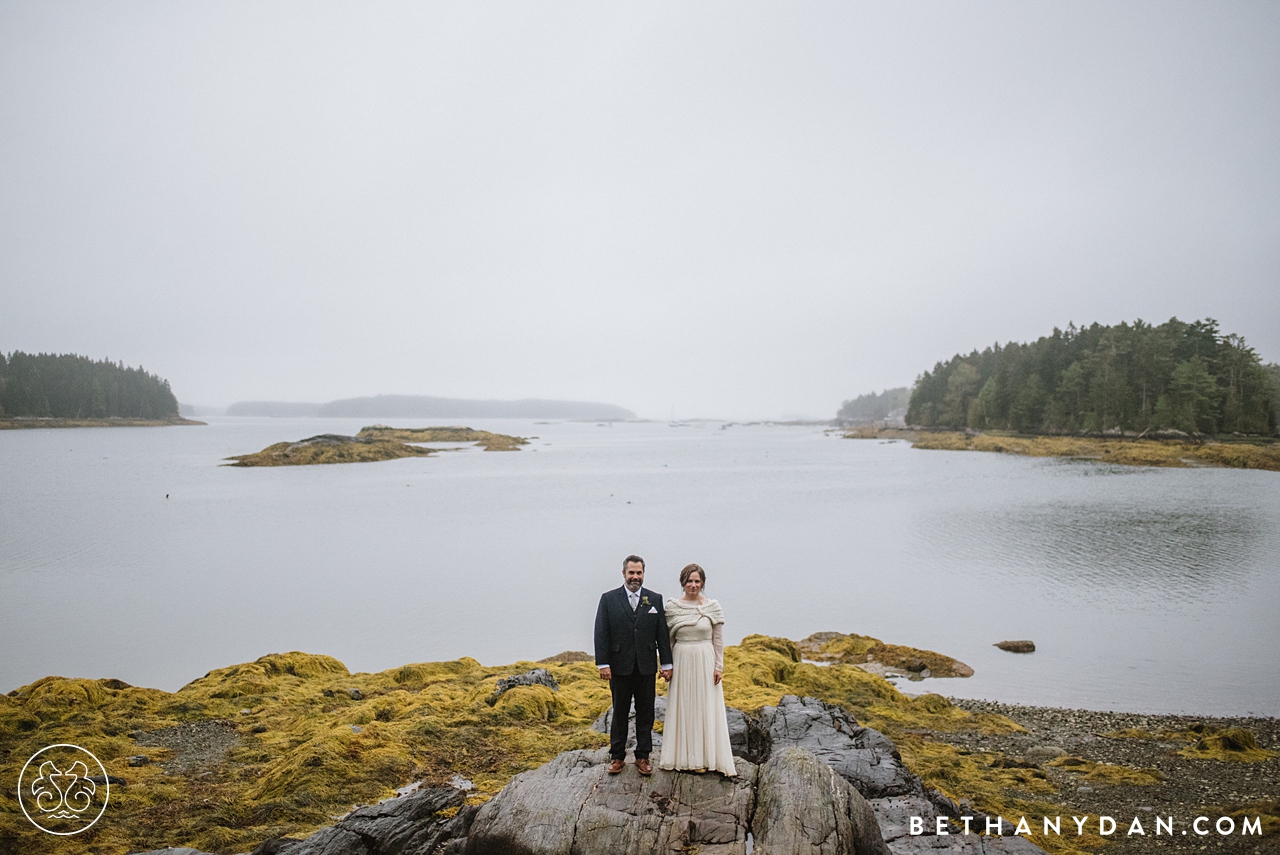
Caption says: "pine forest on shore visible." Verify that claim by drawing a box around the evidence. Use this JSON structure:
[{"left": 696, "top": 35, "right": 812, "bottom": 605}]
[
  {"left": 905, "top": 318, "right": 1279, "bottom": 436},
  {"left": 0, "top": 351, "right": 179, "bottom": 420}
]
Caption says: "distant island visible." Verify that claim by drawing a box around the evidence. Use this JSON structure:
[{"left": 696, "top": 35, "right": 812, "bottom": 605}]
[
  {"left": 228, "top": 394, "right": 635, "bottom": 420},
  {"left": 226, "top": 425, "right": 528, "bottom": 466},
  {"left": 836, "top": 387, "right": 910, "bottom": 426},
  {"left": 0, "top": 350, "right": 200, "bottom": 427}
]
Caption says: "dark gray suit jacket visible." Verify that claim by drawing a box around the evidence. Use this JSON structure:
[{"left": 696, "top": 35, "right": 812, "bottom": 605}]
[{"left": 593, "top": 586, "right": 673, "bottom": 676}]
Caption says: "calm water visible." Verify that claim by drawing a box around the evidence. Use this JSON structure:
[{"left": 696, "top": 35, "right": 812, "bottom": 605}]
[{"left": 1, "top": 418, "right": 1277, "bottom": 716}]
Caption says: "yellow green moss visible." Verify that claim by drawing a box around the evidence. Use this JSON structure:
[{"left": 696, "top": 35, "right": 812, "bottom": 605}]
[
  {"left": 797, "top": 631, "right": 975, "bottom": 678},
  {"left": 897, "top": 737, "right": 1103, "bottom": 855},
  {"left": 1177, "top": 728, "right": 1276, "bottom": 762},
  {"left": 1046, "top": 756, "right": 1164, "bottom": 786},
  {"left": 225, "top": 426, "right": 528, "bottom": 467},
  {"left": 1107, "top": 724, "right": 1276, "bottom": 762},
  {"left": 0, "top": 633, "right": 1025, "bottom": 855},
  {"left": 1202, "top": 801, "right": 1280, "bottom": 836},
  {"left": 903, "top": 432, "right": 1280, "bottom": 472},
  {"left": 224, "top": 436, "right": 434, "bottom": 467},
  {"left": 356, "top": 425, "right": 528, "bottom": 452}
]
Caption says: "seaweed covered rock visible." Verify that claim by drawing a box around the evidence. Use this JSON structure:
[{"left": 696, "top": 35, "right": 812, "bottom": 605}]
[
  {"left": 796, "top": 633, "right": 974, "bottom": 679},
  {"left": 464, "top": 747, "right": 757, "bottom": 854},
  {"left": 753, "top": 746, "right": 891, "bottom": 855},
  {"left": 759, "top": 695, "right": 919, "bottom": 798},
  {"left": 243, "top": 785, "right": 472, "bottom": 855},
  {"left": 491, "top": 668, "right": 559, "bottom": 702},
  {"left": 225, "top": 425, "right": 528, "bottom": 466},
  {"left": 226, "top": 433, "right": 435, "bottom": 467}
]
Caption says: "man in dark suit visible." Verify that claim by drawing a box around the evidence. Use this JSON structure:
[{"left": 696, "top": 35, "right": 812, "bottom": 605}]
[{"left": 594, "top": 554, "right": 672, "bottom": 775}]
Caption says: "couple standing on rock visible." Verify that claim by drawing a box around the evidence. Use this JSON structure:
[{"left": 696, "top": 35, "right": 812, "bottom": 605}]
[{"left": 593, "top": 554, "right": 736, "bottom": 778}]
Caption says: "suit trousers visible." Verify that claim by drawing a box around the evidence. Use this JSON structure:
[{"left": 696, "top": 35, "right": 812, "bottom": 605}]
[{"left": 609, "top": 669, "right": 656, "bottom": 759}]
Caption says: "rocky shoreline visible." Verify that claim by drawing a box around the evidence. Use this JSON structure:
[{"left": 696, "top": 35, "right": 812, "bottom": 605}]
[
  {"left": 0, "top": 416, "right": 204, "bottom": 428},
  {"left": 122, "top": 693, "right": 1276, "bottom": 855},
  {"left": 841, "top": 428, "right": 1280, "bottom": 472},
  {"left": 3, "top": 638, "right": 1274, "bottom": 855},
  {"left": 935, "top": 699, "right": 1279, "bottom": 855}
]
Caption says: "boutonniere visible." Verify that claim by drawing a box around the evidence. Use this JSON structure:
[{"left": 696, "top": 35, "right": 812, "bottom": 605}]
[{"left": 641, "top": 596, "right": 651, "bottom": 608}]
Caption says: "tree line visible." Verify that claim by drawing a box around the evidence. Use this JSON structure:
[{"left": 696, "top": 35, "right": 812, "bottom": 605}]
[
  {"left": 905, "top": 318, "right": 1279, "bottom": 436},
  {"left": 836, "top": 387, "right": 910, "bottom": 424},
  {"left": 0, "top": 351, "right": 179, "bottom": 419}
]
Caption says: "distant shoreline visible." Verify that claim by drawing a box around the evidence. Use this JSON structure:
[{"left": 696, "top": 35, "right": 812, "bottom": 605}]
[
  {"left": 0, "top": 416, "right": 204, "bottom": 429},
  {"left": 843, "top": 427, "right": 1280, "bottom": 472}
]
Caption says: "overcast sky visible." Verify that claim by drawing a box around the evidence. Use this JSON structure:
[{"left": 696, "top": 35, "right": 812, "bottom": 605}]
[{"left": 2, "top": 2, "right": 1277, "bottom": 419}]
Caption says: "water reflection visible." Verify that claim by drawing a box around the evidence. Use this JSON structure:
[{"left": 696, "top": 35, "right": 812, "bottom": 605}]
[{"left": 924, "top": 504, "right": 1271, "bottom": 601}]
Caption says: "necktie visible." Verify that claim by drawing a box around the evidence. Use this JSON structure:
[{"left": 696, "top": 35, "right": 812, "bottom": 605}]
[{"left": 629, "top": 592, "right": 638, "bottom": 611}]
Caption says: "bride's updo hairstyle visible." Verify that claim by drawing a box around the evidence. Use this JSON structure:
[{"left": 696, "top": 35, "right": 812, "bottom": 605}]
[{"left": 679, "top": 563, "right": 706, "bottom": 589}]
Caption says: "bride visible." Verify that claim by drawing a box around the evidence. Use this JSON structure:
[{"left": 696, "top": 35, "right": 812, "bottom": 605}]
[{"left": 658, "top": 563, "right": 736, "bottom": 776}]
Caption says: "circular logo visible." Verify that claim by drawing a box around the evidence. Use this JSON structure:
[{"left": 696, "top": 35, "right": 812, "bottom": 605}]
[{"left": 18, "top": 744, "right": 110, "bottom": 835}]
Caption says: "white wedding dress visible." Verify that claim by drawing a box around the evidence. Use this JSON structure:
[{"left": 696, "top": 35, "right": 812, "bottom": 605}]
[{"left": 658, "top": 598, "right": 736, "bottom": 776}]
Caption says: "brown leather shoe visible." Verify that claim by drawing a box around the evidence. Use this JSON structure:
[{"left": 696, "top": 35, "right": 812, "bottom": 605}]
[
  {"left": 636, "top": 758, "right": 653, "bottom": 776},
  {"left": 606, "top": 758, "right": 624, "bottom": 774}
]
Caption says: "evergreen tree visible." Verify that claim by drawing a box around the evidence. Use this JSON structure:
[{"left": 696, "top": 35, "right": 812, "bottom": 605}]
[
  {"left": 905, "top": 318, "right": 1277, "bottom": 436},
  {"left": 0, "top": 351, "right": 179, "bottom": 419}
]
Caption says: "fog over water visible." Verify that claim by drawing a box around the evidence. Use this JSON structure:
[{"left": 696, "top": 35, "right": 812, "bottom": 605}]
[
  {"left": 2, "top": 4, "right": 1278, "bottom": 722},
  {"left": 2, "top": 420, "right": 1277, "bottom": 716},
  {"left": 2, "top": 3, "right": 1278, "bottom": 418}
]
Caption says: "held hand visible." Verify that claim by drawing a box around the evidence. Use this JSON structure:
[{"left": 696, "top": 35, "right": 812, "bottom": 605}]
[
  {"left": 660, "top": 668, "right": 672, "bottom": 682},
  {"left": 599, "top": 666, "right": 612, "bottom": 681},
  {"left": 713, "top": 669, "right": 722, "bottom": 685}
]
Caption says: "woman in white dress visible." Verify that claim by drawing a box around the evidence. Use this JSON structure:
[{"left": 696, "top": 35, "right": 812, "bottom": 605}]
[{"left": 658, "top": 563, "right": 736, "bottom": 776}]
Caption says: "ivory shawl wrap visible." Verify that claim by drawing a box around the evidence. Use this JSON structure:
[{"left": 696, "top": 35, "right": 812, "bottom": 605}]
[{"left": 664, "top": 597, "right": 724, "bottom": 634}]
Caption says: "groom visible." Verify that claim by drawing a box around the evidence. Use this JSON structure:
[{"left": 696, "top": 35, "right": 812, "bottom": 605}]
[{"left": 594, "top": 554, "right": 672, "bottom": 775}]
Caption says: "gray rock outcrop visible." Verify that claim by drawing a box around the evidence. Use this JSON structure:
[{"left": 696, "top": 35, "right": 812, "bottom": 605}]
[
  {"left": 753, "top": 747, "right": 892, "bottom": 855},
  {"left": 492, "top": 668, "right": 560, "bottom": 702},
  {"left": 759, "top": 696, "right": 919, "bottom": 798},
  {"left": 464, "top": 747, "right": 755, "bottom": 854},
  {"left": 244, "top": 785, "right": 473, "bottom": 855}
]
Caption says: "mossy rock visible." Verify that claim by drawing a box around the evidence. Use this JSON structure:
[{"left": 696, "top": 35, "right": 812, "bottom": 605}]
[
  {"left": 13, "top": 676, "right": 111, "bottom": 709},
  {"left": 1047, "top": 755, "right": 1164, "bottom": 785},
  {"left": 796, "top": 631, "right": 974, "bottom": 678},
  {"left": 225, "top": 435, "right": 435, "bottom": 466},
  {"left": 738, "top": 634, "right": 802, "bottom": 663},
  {"left": 1180, "top": 727, "right": 1276, "bottom": 762},
  {"left": 392, "top": 658, "right": 483, "bottom": 687},
  {"left": 493, "top": 685, "right": 563, "bottom": 722},
  {"left": 913, "top": 694, "right": 953, "bottom": 714},
  {"left": 357, "top": 425, "right": 529, "bottom": 452}
]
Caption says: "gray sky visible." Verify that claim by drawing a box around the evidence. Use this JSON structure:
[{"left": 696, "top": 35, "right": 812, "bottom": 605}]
[{"left": 2, "top": 2, "right": 1277, "bottom": 420}]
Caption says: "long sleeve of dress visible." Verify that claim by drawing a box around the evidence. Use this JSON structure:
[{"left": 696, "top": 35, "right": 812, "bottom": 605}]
[{"left": 712, "top": 623, "right": 724, "bottom": 671}]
